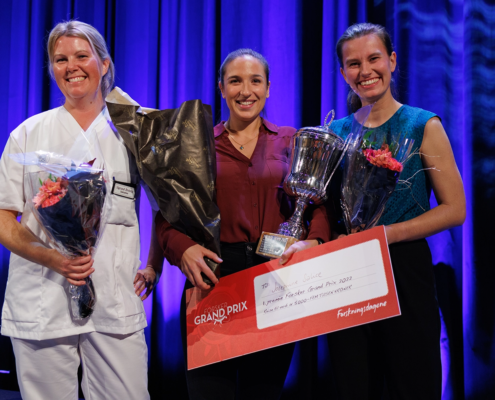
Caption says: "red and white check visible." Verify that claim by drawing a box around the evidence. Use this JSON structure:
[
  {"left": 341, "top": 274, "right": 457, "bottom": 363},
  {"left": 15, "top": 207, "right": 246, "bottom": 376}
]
[{"left": 185, "top": 226, "right": 400, "bottom": 370}]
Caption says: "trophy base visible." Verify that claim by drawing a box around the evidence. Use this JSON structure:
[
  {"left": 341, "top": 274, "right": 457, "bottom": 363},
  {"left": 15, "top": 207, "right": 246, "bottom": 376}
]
[{"left": 256, "top": 232, "right": 299, "bottom": 259}]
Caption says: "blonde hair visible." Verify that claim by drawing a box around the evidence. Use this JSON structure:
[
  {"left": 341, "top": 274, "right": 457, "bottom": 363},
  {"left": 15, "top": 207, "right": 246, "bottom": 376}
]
[{"left": 47, "top": 20, "right": 115, "bottom": 99}]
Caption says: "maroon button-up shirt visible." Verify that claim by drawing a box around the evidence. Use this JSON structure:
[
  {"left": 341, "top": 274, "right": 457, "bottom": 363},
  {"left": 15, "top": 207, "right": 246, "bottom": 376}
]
[{"left": 156, "top": 118, "right": 331, "bottom": 266}]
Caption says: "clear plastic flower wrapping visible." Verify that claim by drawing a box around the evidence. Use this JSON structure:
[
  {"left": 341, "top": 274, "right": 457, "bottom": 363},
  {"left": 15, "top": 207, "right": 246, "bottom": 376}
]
[
  {"left": 9, "top": 133, "right": 108, "bottom": 320},
  {"left": 339, "top": 106, "right": 415, "bottom": 234}
]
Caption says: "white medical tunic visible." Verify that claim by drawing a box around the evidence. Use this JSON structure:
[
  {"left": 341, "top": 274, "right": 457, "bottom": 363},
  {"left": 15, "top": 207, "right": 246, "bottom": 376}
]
[{"left": 0, "top": 106, "right": 147, "bottom": 340}]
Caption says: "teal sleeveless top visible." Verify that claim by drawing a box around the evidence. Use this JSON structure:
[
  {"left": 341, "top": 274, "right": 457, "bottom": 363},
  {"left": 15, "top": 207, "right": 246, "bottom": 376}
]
[{"left": 330, "top": 105, "right": 437, "bottom": 226}]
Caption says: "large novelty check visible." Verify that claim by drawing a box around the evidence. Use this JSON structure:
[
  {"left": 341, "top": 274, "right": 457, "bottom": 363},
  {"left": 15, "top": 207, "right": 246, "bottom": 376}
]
[{"left": 185, "top": 226, "right": 400, "bottom": 369}]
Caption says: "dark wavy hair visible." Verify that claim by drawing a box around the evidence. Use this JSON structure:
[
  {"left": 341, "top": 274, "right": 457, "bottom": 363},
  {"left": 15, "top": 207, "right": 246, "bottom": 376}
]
[{"left": 336, "top": 23, "right": 397, "bottom": 113}]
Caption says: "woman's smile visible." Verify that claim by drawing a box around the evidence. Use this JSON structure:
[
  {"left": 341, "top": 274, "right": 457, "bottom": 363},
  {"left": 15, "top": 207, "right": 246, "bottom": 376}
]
[
  {"left": 66, "top": 76, "right": 87, "bottom": 83},
  {"left": 236, "top": 100, "right": 256, "bottom": 109},
  {"left": 219, "top": 55, "right": 270, "bottom": 125},
  {"left": 359, "top": 77, "right": 380, "bottom": 87},
  {"left": 52, "top": 36, "right": 108, "bottom": 104},
  {"left": 340, "top": 34, "right": 396, "bottom": 106}
]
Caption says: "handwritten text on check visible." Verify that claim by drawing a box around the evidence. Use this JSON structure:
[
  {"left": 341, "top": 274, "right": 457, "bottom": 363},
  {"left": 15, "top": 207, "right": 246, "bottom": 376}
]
[{"left": 253, "top": 239, "right": 389, "bottom": 329}]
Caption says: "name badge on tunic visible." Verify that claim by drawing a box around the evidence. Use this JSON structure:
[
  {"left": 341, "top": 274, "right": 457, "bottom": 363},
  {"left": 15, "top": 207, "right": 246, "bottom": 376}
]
[{"left": 111, "top": 180, "right": 136, "bottom": 200}]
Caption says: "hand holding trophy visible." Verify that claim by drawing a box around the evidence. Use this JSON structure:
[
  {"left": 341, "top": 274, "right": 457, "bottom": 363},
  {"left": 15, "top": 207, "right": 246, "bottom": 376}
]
[{"left": 256, "top": 106, "right": 372, "bottom": 258}]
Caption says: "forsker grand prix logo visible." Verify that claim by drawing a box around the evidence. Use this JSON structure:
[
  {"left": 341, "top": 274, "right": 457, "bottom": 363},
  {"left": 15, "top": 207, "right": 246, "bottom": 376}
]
[{"left": 194, "top": 301, "right": 248, "bottom": 325}]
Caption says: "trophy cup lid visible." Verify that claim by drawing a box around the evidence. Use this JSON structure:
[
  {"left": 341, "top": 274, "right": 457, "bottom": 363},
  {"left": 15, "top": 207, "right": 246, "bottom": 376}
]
[{"left": 295, "top": 110, "right": 343, "bottom": 146}]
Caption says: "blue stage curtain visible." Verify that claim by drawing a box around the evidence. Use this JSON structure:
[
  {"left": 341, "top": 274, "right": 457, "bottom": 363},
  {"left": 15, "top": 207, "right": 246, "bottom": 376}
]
[{"left": 0, "top": 1, "right": 494, "bottom": 398}]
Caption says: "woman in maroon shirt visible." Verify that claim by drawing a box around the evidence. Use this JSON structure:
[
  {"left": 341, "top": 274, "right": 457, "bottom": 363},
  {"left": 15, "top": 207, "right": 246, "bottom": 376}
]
[{"left": 156, "top": 48, "right": 330, "bottom": 400}]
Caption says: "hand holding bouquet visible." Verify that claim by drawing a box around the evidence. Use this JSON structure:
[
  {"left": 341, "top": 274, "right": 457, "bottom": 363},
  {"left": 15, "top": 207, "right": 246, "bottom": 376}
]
[{"left": 10, "top": 152, "right": 106, "bottom": 319}]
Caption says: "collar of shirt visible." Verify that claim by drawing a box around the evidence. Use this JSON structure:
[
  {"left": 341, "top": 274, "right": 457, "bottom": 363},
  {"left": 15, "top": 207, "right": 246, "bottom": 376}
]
[{"left": 213, "top": 118, "right": 280, "bottom": 137}]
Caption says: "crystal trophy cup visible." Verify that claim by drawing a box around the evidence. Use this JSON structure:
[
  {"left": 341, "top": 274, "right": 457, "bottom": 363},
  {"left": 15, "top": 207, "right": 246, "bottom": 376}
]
[{"left": 256, "top": 111, "right": 350, "bottom": 258}]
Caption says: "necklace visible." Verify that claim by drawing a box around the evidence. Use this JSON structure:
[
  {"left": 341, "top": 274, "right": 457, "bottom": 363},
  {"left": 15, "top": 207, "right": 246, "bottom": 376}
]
[
  {"left": 225, "top": 120, "right": 261, "bottom": 150},
  {"left": 228, "top": 132, "right": 259, "bottom": 150}
]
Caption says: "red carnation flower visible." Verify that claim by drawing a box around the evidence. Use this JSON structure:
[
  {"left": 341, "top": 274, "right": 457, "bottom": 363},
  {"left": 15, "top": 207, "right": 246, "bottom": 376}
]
[
  {"left": 363, "top": 144, "right": 403, "bottom": 172},
  {"left": 33, "top": 176, "right": 68, "bottom": 208}
]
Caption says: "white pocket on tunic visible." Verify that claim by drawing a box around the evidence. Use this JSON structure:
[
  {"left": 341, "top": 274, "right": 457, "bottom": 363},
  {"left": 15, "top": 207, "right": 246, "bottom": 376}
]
[
  {"left": 2, "top": 255, "right": 43, "bottom": 324},
  {"left": 103, "top": 170, "right": 140, "bottom": 227}
]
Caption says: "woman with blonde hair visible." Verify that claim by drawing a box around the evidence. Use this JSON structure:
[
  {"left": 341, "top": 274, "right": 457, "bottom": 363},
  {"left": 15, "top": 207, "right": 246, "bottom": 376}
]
[{"left": 0, "top": 20, "right": 160, "bottom": 399}]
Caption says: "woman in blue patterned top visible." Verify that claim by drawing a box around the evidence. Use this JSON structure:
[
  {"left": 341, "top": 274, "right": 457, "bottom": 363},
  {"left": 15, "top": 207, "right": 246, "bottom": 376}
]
[{"left": 327, "top": 23, "right": 466, "bottom": 399}]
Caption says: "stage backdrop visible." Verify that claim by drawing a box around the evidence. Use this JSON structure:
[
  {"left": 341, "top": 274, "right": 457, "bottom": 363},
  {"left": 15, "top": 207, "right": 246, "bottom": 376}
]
[{"left": 0, "top": 0, "right": 494, "bottom": 399}]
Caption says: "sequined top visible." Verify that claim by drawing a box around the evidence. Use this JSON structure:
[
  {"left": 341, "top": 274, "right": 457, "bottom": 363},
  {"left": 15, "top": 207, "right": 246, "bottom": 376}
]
[{"left": 330, "top": 105, "right": 438, "bottom": 226}]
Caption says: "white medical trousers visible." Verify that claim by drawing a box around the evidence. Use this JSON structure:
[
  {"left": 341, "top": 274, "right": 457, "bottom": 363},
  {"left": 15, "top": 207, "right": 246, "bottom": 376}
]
[{"left": 11, "top": 329, "right": 149, "bottom": 400}]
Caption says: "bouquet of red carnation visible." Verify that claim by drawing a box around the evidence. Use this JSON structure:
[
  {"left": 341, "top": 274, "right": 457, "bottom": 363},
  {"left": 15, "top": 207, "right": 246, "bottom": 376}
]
[
  {"left": 341, "top": 127, "right": 414, "bottom": 234},
  {"left": 362, "top": 144, "right": 404, "bottom": 172},
  {"left": 10, "top": 152, "right": 106, "bottom": 319},
  {"left": 34, "top": 175, "right": 68, "bottom": 207}
]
